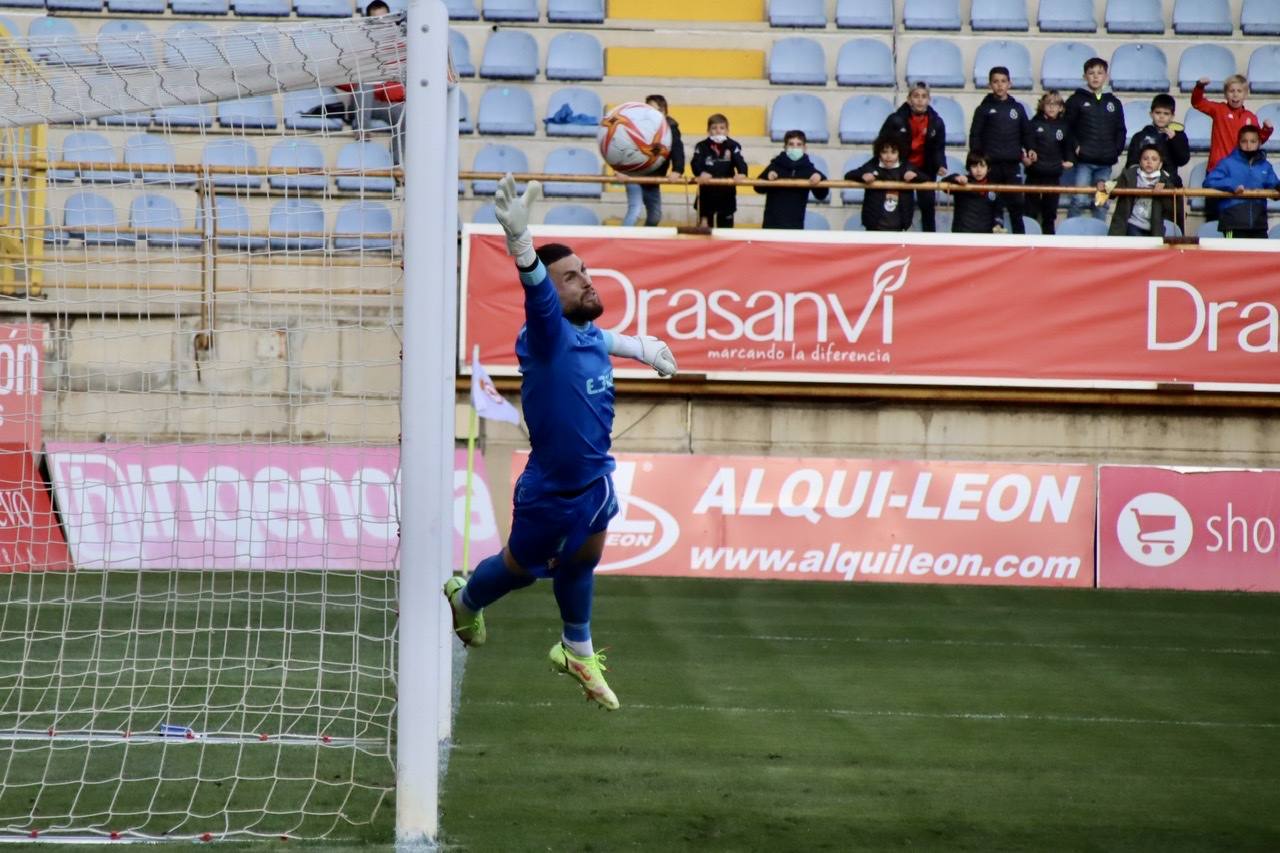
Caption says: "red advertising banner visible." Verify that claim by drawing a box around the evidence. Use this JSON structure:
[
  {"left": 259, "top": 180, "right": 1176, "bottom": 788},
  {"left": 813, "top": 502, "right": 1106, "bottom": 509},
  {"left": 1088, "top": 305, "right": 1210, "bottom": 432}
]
[
  {"left": 0, "top": 323, "right": 43, "bottom": 447},
  {"left": 1098, "top": 465, "right": 1280, "bottom": 592},
  {"left": 0, "top": 446, "right": 72, "bottom": 572},
  {"left": 514, "top": 452, "right": 1096, "bottom": 587},
  {"left": 462, "top": 230, "right": 1280, "bottom": 391}
]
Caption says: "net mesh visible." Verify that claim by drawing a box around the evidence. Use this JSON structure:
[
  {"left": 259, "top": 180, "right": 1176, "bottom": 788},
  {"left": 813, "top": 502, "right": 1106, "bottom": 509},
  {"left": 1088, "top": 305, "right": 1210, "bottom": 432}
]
[{"left": 0, "top": 11, "right": 409, "bottom": 843}]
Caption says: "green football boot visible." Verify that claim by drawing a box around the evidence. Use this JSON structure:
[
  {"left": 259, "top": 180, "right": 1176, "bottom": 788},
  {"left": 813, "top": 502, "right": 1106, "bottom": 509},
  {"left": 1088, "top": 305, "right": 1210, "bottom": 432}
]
[
  {"left": 549, "top": 642, "right": 619, "bottom": 711},
  {"left": 442, "top": 575, "right": 486, "bottom": 647}
]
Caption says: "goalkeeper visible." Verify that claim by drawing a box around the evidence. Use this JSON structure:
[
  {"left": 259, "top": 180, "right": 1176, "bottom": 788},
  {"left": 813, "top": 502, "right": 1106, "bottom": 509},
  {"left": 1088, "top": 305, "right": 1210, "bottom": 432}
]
[{"left": 444, "top": 174, "right": 677, "bottom": 711}]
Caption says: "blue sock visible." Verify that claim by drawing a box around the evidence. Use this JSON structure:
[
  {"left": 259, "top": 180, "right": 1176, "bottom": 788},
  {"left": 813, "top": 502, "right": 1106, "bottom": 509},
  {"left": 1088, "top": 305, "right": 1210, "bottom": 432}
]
[
  {"left": 462, "top": 552, "right": 535, "bottom": 612},
  {"left": 553, "top": 559, "right": 596, "bottom": 652}
]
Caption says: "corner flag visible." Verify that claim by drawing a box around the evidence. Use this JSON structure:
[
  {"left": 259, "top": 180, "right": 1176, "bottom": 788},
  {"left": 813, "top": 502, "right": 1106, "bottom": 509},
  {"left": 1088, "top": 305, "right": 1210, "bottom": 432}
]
[{"left": 470, "top": 346, "right": 520, "bottom": 425}]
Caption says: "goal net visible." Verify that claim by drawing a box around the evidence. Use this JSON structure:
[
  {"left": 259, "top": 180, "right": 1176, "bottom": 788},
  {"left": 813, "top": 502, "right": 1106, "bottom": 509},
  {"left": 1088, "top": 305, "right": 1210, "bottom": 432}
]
[{"left": 0, "top": 8, "right": 443, "bottom": 844}]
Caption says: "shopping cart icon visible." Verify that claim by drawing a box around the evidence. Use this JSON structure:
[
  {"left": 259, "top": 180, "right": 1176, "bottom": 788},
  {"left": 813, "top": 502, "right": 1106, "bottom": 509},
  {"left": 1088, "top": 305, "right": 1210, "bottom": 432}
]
[{"left": 1130, "top": 508, "right": 1180, "bottom": 556}]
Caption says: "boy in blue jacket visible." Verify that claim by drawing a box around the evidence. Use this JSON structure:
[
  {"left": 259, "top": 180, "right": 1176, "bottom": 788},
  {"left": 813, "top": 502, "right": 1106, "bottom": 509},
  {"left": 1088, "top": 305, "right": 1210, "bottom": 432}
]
[{"left": 1204, "top": 125, "right": 1279, "bottom": 239}]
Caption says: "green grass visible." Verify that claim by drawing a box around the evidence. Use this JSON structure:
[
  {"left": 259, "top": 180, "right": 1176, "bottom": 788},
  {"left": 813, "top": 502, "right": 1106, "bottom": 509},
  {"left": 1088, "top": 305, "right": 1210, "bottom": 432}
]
[{"left": 441, "top": 577, "right": 1280, "bottom": 852}]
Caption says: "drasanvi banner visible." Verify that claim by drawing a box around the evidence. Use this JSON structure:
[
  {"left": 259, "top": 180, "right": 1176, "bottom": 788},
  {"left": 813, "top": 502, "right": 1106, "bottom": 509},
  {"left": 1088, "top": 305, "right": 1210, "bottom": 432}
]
[
  {"left": 1098, "top": 465, "right": 1280, "bottom": 592},
  {"left": 462, "top": 229, "right": 1280, "bottom": 391},
  {"left": 0, "top": 447, "right": 71, "bottom": 572},
  {"left": 0, "top": 324, "right": 43, "bottom": 448},
  {"left": 46, "top": 444, "right": 501, "bottom": 570},
  {"left": 514, "top": 451, "right": 1096, "bottom": 587}
]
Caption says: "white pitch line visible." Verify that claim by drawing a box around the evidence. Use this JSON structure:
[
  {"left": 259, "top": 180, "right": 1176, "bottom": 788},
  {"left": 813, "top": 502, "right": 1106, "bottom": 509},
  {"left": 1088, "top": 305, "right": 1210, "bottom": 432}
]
[
  {"left": 479, "top": 699, "right": 1280, "bottom": 730},
  {"left": 695, "top": 633, "right": 1278, "bottom": 657}
]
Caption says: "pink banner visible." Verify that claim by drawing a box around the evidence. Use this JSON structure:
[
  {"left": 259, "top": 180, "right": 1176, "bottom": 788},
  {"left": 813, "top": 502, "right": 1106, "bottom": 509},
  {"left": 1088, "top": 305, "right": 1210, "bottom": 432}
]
[
  {"left": 514, "top": 452, "right": 1096, "bottom": 587},
  {"left": 1098, "top": 465, "right": 1280, "bottom": 592},
  {"left": 46, "top": 444, "right": 501, "bottom": 570},
  {"left": 0, "top": 324, "right": 43, "bottom": 447}
]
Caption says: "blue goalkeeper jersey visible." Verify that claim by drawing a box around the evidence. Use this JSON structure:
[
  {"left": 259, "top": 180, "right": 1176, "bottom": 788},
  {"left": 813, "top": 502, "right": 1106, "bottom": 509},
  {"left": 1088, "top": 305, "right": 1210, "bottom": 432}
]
[{"left": 514, "top": 260, "right": 616, "bottom": 494}]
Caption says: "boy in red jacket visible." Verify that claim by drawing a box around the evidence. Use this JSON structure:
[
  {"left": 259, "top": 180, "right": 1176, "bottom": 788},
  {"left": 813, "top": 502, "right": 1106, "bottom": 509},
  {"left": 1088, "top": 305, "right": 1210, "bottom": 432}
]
[{"left": 1192, "top": 74, "right": 1274, "bottom": 220}]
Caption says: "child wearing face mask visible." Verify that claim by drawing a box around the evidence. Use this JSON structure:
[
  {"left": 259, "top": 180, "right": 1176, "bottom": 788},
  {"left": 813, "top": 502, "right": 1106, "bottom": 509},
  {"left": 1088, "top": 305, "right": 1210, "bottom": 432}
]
[
  {"left": 754, "top": 129, "right": 828, "bottom": 229},
  {"left": 691, "top": 113, "right": 748, "bottom": 228},
  {"left": 1103, "top": 144, "right": 1174, "bottom": 237},
  {"left": 846, "top": 136, "right": 917, "bottom": 231}
]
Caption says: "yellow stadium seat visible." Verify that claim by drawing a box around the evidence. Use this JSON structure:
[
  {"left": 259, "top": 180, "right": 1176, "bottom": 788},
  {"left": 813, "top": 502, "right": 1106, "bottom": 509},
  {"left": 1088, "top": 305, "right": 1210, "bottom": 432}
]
[
  {"left": 607, "top": 0, "right": 764, "bottom": 22},
  {"left": 606, "top": 47, "right": 765, "bottom": 80}
]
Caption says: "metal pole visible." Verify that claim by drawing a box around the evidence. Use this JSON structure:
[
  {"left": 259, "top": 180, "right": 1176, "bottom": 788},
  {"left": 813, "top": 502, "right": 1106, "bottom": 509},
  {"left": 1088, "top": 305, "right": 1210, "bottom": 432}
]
[{"left": 397, "top": 0, "right": 448, "bottom": 844}]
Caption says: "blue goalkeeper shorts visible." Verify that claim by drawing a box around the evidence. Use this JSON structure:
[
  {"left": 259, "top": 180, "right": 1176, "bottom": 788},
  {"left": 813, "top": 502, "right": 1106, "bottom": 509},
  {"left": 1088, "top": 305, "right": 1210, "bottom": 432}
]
[{"left": 506, "top": 472, "right": 618, "bottom": 577}]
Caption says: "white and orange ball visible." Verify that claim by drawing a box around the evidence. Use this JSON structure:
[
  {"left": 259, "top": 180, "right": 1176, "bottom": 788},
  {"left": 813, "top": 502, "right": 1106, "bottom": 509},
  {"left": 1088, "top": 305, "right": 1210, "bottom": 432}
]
[{"left": 597, "top": 102, "right": 672, "bottom": 175}]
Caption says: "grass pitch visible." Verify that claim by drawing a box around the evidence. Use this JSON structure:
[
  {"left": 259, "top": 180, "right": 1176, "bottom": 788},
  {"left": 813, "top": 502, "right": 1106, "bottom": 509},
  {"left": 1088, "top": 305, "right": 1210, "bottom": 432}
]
[{"left": 441, "top": 577, "right": 1280, "bottom": 852}]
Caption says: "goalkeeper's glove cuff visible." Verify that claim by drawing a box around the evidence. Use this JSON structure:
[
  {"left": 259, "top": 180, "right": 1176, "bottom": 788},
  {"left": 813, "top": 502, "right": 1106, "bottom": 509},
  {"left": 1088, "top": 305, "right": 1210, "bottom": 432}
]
[{"left": 508, "top": 231, "right": 536, "bottom": 269}]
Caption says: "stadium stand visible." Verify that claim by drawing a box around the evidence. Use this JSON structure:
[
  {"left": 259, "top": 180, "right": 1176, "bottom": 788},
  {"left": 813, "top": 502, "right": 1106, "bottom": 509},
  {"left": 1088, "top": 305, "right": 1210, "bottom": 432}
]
[
  {"left": 973, "top": 40, "right": 1033, "bottom": 89},
  {"left": 1248, "top": 46, "right": 1280, "bottom": 93},
  {"left": 769, "top": 0, "right": 826, "bottom": 28},
  {"left": 771, "top": 93, "right": 829, "bottom": 143},
  {"left": 335, "top": 141, "right": 396, "bottom": 193},
  {"left": 842, "top": 213, "right": 865, "bottom": 230},
  {"left": 1042, "top": 41, "right": 1097, "bottom": 89},
  {"left": 154, "top": 104, "right": 213, "bottom": 130},
  {"left": 1038, "top": 0, "right": 1098, "bottom": 32},
  {"left": 1184, "top": 109, "right": 1212, "bottom": 151},
  {"left": 62, "top": 132, "right": 132, "bottom": 184},
  {"left": 477, "top": 86, "right": 536, "bottom": 135},
  {"left": 48, "top": 0, "right": 103, "bottom": 11},
  {"left": 1122, "top": 100, "right": 1151, "bottom": 137},
  {"left": 1172, "top": 0, "right": 1232, "bottom": 35},
  {"left": 268, "top": 199, "right": 327, "bottom": 251},
  {"left": 268, "top": 139, "right": 327, "bottom": 192},
  {"left": 130, "top": 194, "right": 201, "bottom": 249},
  {"left": 1177, "top": 44, "right": 1236, "bottom": 92},
  {"left": 471, "top": 144, "right": 528, "bottom": 195},
  {"left": 29, "top": 16, "right": 95, "bottom": 65},
  {"left": 483, "top": 0, "right": 538, "bottom": 22},
  {"left": 1109, "top": 43, "right": 1170, "bottom": 91},
  {"left": 1258, "top": 104, "right": 1280, "bottom": 151},
  {"left": 838, "top": 94, "right": 892, "bottom": 144},
  {"left": 218, "top": 96, "right": 279, "bottom": 130},
  {"left": 803, "top": 210, "right": 829, "bottom": 230},
  {"left": 836, "top": 39, "right": 894, "bottom": 87},
  {"left": 970, "top": 0, "right": 1029, "bottom": 31},
  {"left": 545, "top": 31, "right": 603, "bottom": 81},
  {"left": 542, "top": 146, "right": 602, "bottom": 198},
  {"left": 1058, "top": 216, "right": 1109, "bottom": 235},
  {"left": 903, "top": 0, "right": 962, "bottom": 31},
  {"left": 839, "top": 154, "right": 867, "bottom": 204},
  {"left": 284, "top": 90, "right": 345, "bottom": 132},
  {"left": 202, "top": 139, "right": 261, "bottom": 190},
  {"left": 1241, "top": 0, "right": 1280, "bottom": 36},
  {"left": 64, "top": 192, "right": 132, "bottom": 246},
  {"left": 206, "top": 197, "right": 265, "bottom": 251},
  {"left": 1270, "top": 224, "right": 1280, "bottom": 239},
  {"left": 931, "top": 96, "right": 967, "bottom": 145},
  {"left": 170, "top": 0, "right": 229, "bottom": 12},
  {"left": 547, "top": 0, "right": 604, "bottom": 25},
  {"left": 1187, "top": 162, "right": 1207, "bottom": 211},
  {"left": 479, "top": 30, "right": 538, "bottom": 80},
  {"left": 544, "top": 204, "right": 600, "bottom": 226},
  {"left": 835, "top": 0, "right": 893, "bottom": 28},
  {"left": 124, "top": 133, "right": 196, "bottom": 186},
  {"left": 233, "top": 0, "right": 292, "bottom": 16},
  {"left": 96, "top": 20, "right": 154, "bottom": 66},
  {"left": 1105, "top": 0, "right": 1165, "bottom": 34},
  {"left": 905, "top": 39, "right": 965, "bottom": 88},
  {"left": 1197, "top": 219, "right": 1223, "bottom": 237},
  {"left": 451, "top": 29, "right": 475, "bottom": 77},
  {"left": 769, "top": 38, "right": 827, "bottom": 86},
  {"left": 296, "top": 0, "right": 355, "bottom": 16},
  {"left": 471, "top": 202, "right": 498, "bottom": 223},
  {"left": 446, "top": 0, "right": 479, "bottom": 20},
  {"left": 334, "top": 201, "right": 395, "bottom": 252},
  {"left": 543, "top": 87, "right": 602, "bottom": 137}
]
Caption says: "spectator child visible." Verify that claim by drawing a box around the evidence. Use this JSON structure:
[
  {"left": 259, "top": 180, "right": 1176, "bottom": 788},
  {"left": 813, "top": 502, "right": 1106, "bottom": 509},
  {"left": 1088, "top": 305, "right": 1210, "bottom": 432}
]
[
  {"left": 1065, "top": 57, "right": 1127, "bottom": 220},
  {"left": 623, "top": 94, "right": 685, "bottom": 226},
  {"left": 1105, "top": 144, "right": 1174, "bottom": 236},
  {"left": 1025, "top": 90, "right": 1073, "bottom": 234},
  {"left": 1203, "top": 125, "right": 1279, "bottom": 239},
  {"left": 943, "top": 151, "right": 1002, "bottom": 233},
  {"left": 968, "top": 66, "right": 1032, "bottom": 233},
  {"left": 846, "top": 136, "right": 917, "bottom": 232},
  {"left": 755, "top": 130, "right": 828, "bottom": 229},
  {"left": 1191, "top": 74, "right": 1275, "bottom": 221},
  {"left": 877, "top": 81, "right": 948, "bottom": 231},
  {"left": 1124, "top": 94, "right": 1190, "bottom": 231},
  {"left": 691, "top": 113, "right": 748, "bottom": 228}
]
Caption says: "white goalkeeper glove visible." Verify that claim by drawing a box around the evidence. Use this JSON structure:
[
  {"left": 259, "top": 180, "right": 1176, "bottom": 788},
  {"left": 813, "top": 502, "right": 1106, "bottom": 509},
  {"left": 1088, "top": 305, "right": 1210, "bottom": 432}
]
[
  {"left": 607, "top": 333, "right": 678, "bottom": 378},
  {"left": 493, "top": 172, "right": 541, "bottom": 268}
]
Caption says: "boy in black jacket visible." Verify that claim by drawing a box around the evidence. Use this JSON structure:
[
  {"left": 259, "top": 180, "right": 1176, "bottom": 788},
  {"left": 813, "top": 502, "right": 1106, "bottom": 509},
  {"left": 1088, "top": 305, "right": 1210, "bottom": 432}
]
[
  {"left": 755, "top": 130, "right": 828, "bottom": 229},
  {"left": 877, "top": 81, "right": 948, "bottom": 231},
  {"left": 1024, "top": 91, "right": 1073, "bottom": 234},
  {"left": 1064, "top": 57, "right": 1127, "bottom": 219},
  {"left": 846, "top": 136, "right": 917, "bottom": 231},
  {"left": 943, "top": 151, "right": 1002, "bottom": 233},
  {"left": 1124, "top": 94, "right": 1190, "bottom": 231},
  {"left": 969, "top": 66, "right": 1032, "bottom": 233},
  {"left": 691, "top": 113, "right": 748, "bottom": 228}
]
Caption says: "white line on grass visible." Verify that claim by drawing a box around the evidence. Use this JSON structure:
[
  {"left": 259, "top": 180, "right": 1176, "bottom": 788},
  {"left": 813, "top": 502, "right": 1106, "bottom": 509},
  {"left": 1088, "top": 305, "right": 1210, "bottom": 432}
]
[{"left": 696, "top": 633, "right": 1277, "bottom": 657}]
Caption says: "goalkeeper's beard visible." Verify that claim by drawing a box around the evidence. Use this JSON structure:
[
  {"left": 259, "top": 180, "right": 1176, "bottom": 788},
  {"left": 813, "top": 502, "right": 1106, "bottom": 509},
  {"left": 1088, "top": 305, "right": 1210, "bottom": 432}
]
[{"left": 564, "top": 298, "right": 604, "bottom": 326}]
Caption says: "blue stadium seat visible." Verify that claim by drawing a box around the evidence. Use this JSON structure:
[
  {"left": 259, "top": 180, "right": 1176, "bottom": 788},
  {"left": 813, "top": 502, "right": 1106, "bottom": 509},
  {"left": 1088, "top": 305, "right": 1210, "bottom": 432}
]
[
  {"left": 769, "top": 38, "right": 827, "bottom": 85},
  {"left": 903, "top": 0, "right": 962, "bottom": 30},
  {"left": 459, "top": 89, "right": 474, "bottom": 134},
  {"left": 154, "top": 104, "right": 213, "bottom": 129},
  {"left": 171, "top": 0, "right": 229, "bottom": 12},
  {"left": 544, "top": 87, "right": 603, "bottom": 137},
  {"left": 162, "top": 22, "right": 219, "bottom": 68},
  {"left": 477, "top": 86, "right": 536, "bottom": 134},
  {"left": 218, "top": 96, "right": 278, "bottom": 130},
  {"left": 1248, "top": 46, "right": 1280, "bottom": 94},
  {"left": 1183, "top": 109, "right": 1212, "bottom": 151},
  {"left": 971, "top": 0, "right": 1028, "bottom": 31},
  {"left": 931, "top": 95, "right": 966, "bottom": 145},
  {"left": 1038, "top": 0, "right": 1097, "bottom": 32},
  {"left": 0, "top": 0, "right": 39, "bottom": 10},
  {"left": 769, "top": 0, "right": 826, "bottom": 28},
  {"left": 472, "top": 203, "right": 499, "bottom": 224},
  {"left": 1172, "top": 0, "right": 1232, "bottom": 35},
  {"left": 483, "top": 0, "right": 538, "bottom": 22},
  {"left": 1242, "top": 0, "right": 1280, "bottom": 36},
  {"left": 125, "top": 133, "right": 196, "bottom": 186},
  {"left": 545, "top": 32, "right": 603, "bottom": 81},
  {"left": 1105, "top": 0, "right": 1164, "bottom": 34},
  {"left": 543, "top": 146, "right": 602, "bottom": 198},
  {"left": 48, "top": 0, "right": 101, "bottom": 12},
  {"left": 807, "top": 153, "right": 830, "bottom": 202},
  {"left": 771, "top": 93, "right": 830, "bottom": 143},
  {"left": 1121, "top": 100, "right": 1150, "bottom": 137},
  {"left": 29, "top": 17, "right": 96, "bottom": 66},
  {"left": 906, "top": 39, "right": 964, "bottom": 88},
  {"left": 62, "top": 132, "right": 131, "bottom": 184},
  {"left": 202, "top": 139, "right": 261, "bottom": 189},
  {"left": 472, "top": 144, "right": 529, "bottom": 195},
  {"left": 973, "top": 40, "right": 1033, "bottom": 88},
  {"left": 544, "top": 204, "right": 600, "bottom": 226},
  {"left": 840, "top": 154, "right": 868, "bottom": 203},
  {"left": 446, "top": 0, "right": 479, "bottom": 20},
  {"left": 1041, "top": 41, "right": 1096, "bottom": 89},
  {"left": 1269, "top": 224, "right": 1280, "bottom": 240},
  {"left": 100, "top": 111, "right": 152, "bottom": 128},
  {"left": 334, "top": 201, "right": 394, "bottom": 252},
  {"left": 548, "top": 0, "right": 604, "bottom": 24},
  {"left": 1018, "top": 215, "right": 1043, "bottom": 235},
  {"left": 269, "top": 200, "right": 326, "bottom": 252},
  {"left": 836, "top": 39, "right": 893, "bottom": 86},
  {"left": 131, "top": 195, "right": 201, "bottom": 248},
  {"left": 1163, "top": 220, "right": 1182, "bottom": 238},
  {"left": 837, "top": 94, "right": 892, "bottom": 144},
  {"left": 296, "top": 0, "right": 354, "bottom": 16},
  {"left": 233, "top": 0, "right": 292, "bottom": 15},
  {"left": 66, "top": 192, "right": 133, "bottom": 245},
  {"left": 1057, "top": 216, "right": 1108, "bottom": 236},
  {"left": 207, "top": 197, "right": 266, "bottom": 251},
  {"left": 1177, "top": 44, "right": 1235, "bottom": 93},
  {"left": 1196, "top": 219, "right": 1221, "bottom": 238},
  {"left": 44, "top": 209, "right": 68, "bottom": 246},
  {"left": 450, "top": 30, "right": 474, "bottom": 77},
  {"left": 97, "top": 21, "right": 155, "bottom": 68},
  {"left": 107, "top": 0, "right": 166, "bottom": 12},
  {"left": 842, "top": 214, "right": 865, "bottom": 231},
  {"left": 1188, "top": 161, "right": 1206, "bottom": 211},
  {"left": 284, "top": 89, "right": 345, "bottom": 132},
  {"left": 835, "top": 0, "right": 892, "bottom": 28},
  {"left": 1257, "top": 104, "right": 1280, "bottom": 151},
  {"left": 336, "top": 141, "right": 396, "bottom": 193},
  {"left": 479, "top": 31, "right": 538, "bottom": 80},
  {"left": 268, "top": 139, "right": 327, "bottom": 192},
  {"left": 1109, "top": 44, "right": 1169, "bottom": 91},
  {"left": 804, "top": 211, "right": 830, "bottom": 230}
]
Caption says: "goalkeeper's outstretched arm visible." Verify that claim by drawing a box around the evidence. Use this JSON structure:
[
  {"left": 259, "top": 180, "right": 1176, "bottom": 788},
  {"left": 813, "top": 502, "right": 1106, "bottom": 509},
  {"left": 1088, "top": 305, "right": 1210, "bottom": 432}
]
[{"left": 603, "top": 332, "right": 678, "bottom": 378}]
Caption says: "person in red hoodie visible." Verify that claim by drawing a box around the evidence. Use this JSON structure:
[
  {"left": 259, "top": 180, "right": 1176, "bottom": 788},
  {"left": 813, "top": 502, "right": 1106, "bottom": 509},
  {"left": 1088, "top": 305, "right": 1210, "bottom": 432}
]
[{"left": 1192, "top": 74, "right": 1274, "bottom": 221}]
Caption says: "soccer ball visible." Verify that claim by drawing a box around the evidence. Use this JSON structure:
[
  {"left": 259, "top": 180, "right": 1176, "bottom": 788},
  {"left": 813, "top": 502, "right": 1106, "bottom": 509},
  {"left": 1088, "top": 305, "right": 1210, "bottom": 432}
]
[{"left": 598, "top": 102, "right": 672, "bottom": 175}]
